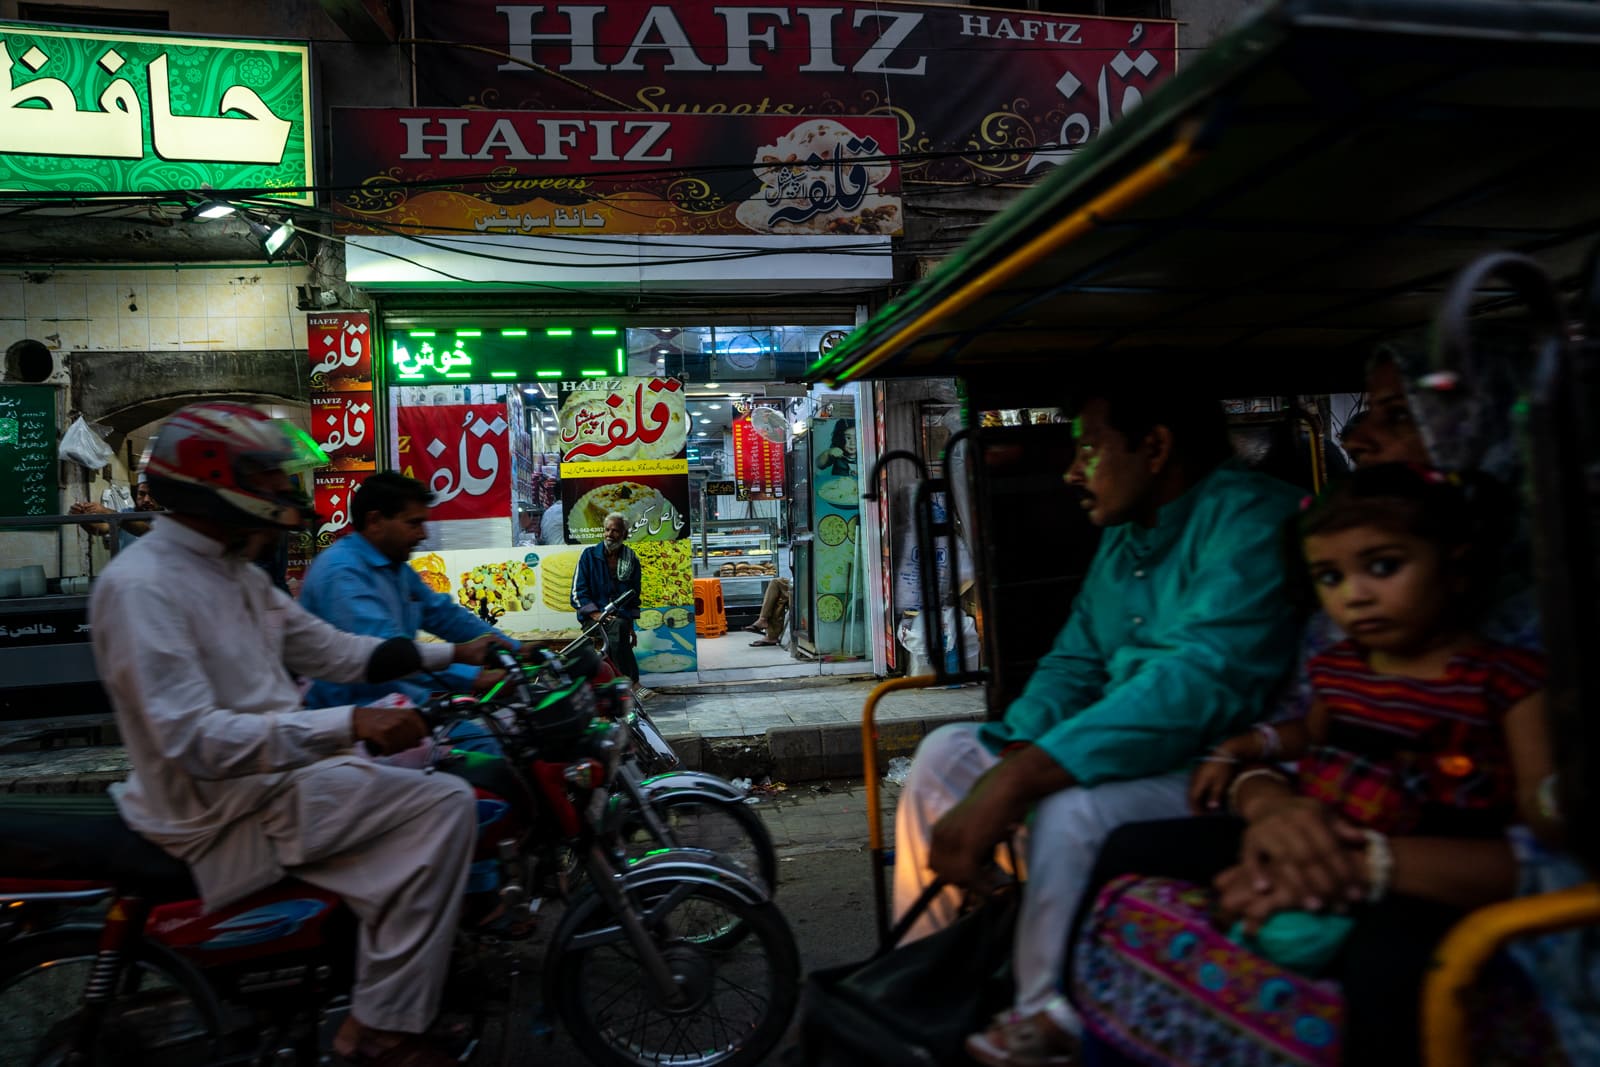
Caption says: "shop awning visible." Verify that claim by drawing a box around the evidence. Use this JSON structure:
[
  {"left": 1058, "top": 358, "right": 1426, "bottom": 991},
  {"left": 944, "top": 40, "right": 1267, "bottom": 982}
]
[{"left": 808, "top": 0, "right": 1600, "bottom": 391}]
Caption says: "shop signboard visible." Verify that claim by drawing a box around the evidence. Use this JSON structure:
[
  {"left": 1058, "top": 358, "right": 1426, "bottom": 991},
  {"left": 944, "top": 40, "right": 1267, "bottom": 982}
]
[
  {"left": 308, "top": 312, "right": 372, "bottom": 391},
  {"left": 310, "top": 394, "right": 377, "bottom": 472},
  {"left": 389, "top": 326, "right": 626, "bottom": 385},
  {"left": 312, "top": 471, "right": 363, "bottom": 550},
  {"left": 552, "top": 376, "right": 695, "bottom": 670},
  {"left": 332, "top": 108, "right": 901, "bottom": 237},
  {"left": 0, "top": 23, "right": 313, "bottom": 202},
  {"left": 0, "top": 386, "right": 56, "bottom": 519},
  {"left": 395, "top": 403, "right": 512, "bottom": 522},
  {"left": 407, "top": 1, "right": 1175, "bottom": 185},
  {"left": 731, "top": 407, "right": 785, "bottom": 500}
]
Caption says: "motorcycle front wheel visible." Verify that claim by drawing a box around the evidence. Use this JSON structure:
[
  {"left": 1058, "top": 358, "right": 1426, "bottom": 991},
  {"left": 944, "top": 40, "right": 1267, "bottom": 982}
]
[
  {"left": 0, "top": 928, "right": 224, "bottom": 1067},
  {"left": 550, "top": 880, "right": 800, "bottom": 1067}
]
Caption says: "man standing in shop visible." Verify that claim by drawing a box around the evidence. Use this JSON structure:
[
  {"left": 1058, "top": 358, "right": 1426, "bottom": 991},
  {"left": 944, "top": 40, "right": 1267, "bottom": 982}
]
[
  {"left": 300, "top": 472, "right": 523, "bottom": 710},
  {"left": 571, "top": 510, "right": 651, "bottom": 699},
  {"left": 72, "top": 472, "right": 160, "bottom": 552}
]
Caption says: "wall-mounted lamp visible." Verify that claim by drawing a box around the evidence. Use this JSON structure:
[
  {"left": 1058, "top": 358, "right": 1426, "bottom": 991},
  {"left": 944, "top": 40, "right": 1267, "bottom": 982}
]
[{"left": 246, "top": 216, "right": 295, "bottom": 259}]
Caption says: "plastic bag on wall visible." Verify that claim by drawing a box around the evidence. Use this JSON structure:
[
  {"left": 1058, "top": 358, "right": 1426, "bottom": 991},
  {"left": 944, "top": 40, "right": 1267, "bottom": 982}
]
[{"left": 59, "top": 416, "right": 114, "bottom": 472}]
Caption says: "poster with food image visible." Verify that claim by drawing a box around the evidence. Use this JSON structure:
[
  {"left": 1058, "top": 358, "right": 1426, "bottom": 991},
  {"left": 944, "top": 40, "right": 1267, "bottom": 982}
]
[
  {"left": 810, "top": 415, "right": 864, "bottom": 657},
  {"left": 560, "top": 469, "right": 689, "bottom": 545},
  {"left": 406, "top": 543, "right": 698, "bottom": 672},
  {"left": 558, "top": 377, "right": 687, "bottom": 465}
]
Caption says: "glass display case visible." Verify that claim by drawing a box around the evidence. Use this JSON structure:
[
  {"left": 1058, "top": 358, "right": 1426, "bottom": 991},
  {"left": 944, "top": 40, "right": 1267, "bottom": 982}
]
[{"left": 696, "top": 517, "right": 779, "bottom": 607}]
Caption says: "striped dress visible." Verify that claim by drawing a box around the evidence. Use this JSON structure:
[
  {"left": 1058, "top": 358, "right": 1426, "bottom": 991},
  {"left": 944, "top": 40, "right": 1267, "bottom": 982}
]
[{"left": 1298, "top": 639, "right": 1546, "bottom": 836}]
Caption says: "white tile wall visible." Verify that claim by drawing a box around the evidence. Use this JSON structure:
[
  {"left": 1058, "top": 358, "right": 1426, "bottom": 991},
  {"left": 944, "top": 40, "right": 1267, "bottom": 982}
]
[{"left": 0, "top": 263, "right": 312, "bottom": 353}]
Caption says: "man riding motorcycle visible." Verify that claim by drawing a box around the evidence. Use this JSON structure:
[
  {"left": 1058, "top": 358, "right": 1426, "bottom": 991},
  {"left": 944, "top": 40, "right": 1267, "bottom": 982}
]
[{"left": 91, "top": 401, "right": 509, "bottom": 1067}]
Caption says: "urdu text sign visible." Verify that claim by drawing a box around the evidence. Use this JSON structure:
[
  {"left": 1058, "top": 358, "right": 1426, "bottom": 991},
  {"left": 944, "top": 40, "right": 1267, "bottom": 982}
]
[{"left": 0, "top": 24, "right": 313, "bottom": 203}]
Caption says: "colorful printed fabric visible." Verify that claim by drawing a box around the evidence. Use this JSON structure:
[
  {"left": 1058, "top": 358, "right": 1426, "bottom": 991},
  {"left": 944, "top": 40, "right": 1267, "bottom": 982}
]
[
  {"left": 1297, "top": 640, "right": 1545, "bottom": 834},
  {"left": 1073, "top": 876, "right": 1342, "bottom": 1067},
  {"left": 1072, "top": 874, "right": 1565, "bottom": 1067}
]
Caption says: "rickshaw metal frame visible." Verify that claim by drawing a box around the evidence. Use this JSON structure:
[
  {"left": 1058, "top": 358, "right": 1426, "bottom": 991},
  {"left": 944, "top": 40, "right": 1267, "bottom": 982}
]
[{"left": 812, "top": 0, "right": 1600, "bottom": 1056}]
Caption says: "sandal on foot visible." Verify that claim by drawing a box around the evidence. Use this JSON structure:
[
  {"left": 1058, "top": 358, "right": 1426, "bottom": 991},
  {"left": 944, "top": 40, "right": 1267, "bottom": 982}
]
[
  {"left": 749, "top": 638, "right": 779, "bottom": 647},
  {"left": 964, "top": 1010, "right": 1078, "bottom": 1067}
]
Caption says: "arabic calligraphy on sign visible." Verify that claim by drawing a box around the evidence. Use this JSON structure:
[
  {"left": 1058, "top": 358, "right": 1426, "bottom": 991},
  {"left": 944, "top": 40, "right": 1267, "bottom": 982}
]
[
  {"left": 307, "top": 311, "right": 372, "bottom": 390},
  {"left": 313, "top": 471, "right": 363, "bottom": 548},
  {"left": 311, "top": 394, "right": 376, "bottom": 471},
  {"left": 0, "top": 26, "right": 311, "bottom": 202},
  {"left": 396, "top": 404, "right": 511, "bottom": 523},
  {"left": 558, "top": 377, "right": 687, "bottom": 463}
]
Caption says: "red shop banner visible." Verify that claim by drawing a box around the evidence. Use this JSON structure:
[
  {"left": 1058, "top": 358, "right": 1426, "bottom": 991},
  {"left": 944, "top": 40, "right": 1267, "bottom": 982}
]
[
  {"left": 557, "top": 377, "right": 688, "bottom": 464},
  {"left": 312, "top": 471, "right": 364, "bottom": 550},
  {"left": 396, "top": 404, "right": 512, "bottom": 522},
  {"left": 408, "top": 1, "right": 1176, "bottom": 185},
  {"left": 331, "top": 109, "right": 901, "bottom": 238},
  {"left": 307, "top": 311, "right": 372, "bottom": 391},
  {"left": 732, "top": 412, "right": 785, "bottom": 500},
  {"left": 310, "top": 393, "right": 377, "bottom": 472}
]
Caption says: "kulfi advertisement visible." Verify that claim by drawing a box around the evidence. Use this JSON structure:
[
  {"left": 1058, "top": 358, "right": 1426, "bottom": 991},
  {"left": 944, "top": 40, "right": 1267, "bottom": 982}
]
[
  {"left": 407, "top": 542, "right": 697, "bottom": 674},
  {"left": 811, "top": 411, "right": 864, "bottom": 655}
]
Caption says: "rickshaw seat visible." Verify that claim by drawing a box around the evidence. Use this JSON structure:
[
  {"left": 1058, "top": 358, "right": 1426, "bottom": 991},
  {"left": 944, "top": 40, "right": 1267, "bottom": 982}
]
[{"left": 1423, "top": 882, "right": 1600, "bottom": 1067}]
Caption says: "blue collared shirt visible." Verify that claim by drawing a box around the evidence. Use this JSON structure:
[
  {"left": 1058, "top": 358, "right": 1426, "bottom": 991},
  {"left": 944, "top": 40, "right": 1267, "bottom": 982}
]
[
  {"left": 980, "top": 462, "right": 1303, "bottom": 785},
  {"left": 299, "top": 533, "right": 508, "bottom": 707}
]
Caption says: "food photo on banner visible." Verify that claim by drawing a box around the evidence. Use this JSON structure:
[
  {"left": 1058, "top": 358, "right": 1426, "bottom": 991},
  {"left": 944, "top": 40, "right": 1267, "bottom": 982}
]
[
  {"left": 552, "top": 375, "right": 697, "bottom": 673},
  {"left": 330, "top": 109, "right": 901, "bottom": 237},
  {"left": 811, "top": 412, "right": 864, "bottom": 655},
  {"left": 405, "top": 0, "right": 1176, "bottom": 185}
]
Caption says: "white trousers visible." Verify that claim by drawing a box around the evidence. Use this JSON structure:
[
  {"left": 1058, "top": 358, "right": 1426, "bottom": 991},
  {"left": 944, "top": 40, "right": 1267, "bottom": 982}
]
[
  {"left": 891, "top": 723, "right": 1188, "bottom": 1029},
  {"left": 260, "top": 760, "right": 477, "bottom": 1033}
]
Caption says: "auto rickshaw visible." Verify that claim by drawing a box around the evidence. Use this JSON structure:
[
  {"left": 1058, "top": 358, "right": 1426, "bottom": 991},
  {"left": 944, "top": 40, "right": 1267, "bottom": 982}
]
[{"left": 806, "top": 0, "right": 1600, "bottom": 1062}]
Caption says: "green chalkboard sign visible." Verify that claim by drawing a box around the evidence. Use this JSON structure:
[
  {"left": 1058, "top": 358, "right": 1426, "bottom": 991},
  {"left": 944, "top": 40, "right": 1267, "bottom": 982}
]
[{"left": 0, "top": 386, "right": 58, "bottom": 517}]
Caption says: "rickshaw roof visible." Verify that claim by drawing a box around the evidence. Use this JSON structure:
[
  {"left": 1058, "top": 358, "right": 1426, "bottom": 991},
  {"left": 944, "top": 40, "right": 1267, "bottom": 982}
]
[{"left": 809, "top": 0, "right": 1600, "bottom": 390}]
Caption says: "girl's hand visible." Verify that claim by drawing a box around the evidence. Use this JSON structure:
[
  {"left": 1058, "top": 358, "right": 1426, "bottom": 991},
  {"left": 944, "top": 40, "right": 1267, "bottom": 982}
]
[
  {"left": 1240, "top": 797, "right": 1367, "bottom": 911},
  {"left": 1215, "top": 863, "right": 1308, "bottom": 936},
  {"left": 1189, "top": 756, "right": 1238, "bottom": 814}
]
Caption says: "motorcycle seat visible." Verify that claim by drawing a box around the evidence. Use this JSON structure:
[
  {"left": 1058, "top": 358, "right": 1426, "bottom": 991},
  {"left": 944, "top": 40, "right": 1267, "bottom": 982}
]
[{"left": 0, "top": 793, "right": 197, "bottom": 900}]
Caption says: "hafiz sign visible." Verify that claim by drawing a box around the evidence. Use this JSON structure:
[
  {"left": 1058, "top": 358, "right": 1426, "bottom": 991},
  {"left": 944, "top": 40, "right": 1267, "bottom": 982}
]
[{"left": 0, "top": 24, "right": 312, "bottom": 203}]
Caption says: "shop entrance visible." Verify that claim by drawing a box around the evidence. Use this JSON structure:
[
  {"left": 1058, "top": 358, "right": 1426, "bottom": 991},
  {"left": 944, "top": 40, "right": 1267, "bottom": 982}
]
[{"left": 377, "top": 319, "right": 869, "bottom": 687}]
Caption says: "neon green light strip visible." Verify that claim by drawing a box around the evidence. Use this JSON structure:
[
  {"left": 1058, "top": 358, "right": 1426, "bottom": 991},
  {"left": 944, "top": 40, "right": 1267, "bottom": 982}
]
[
  {"left": 546, "top": 328, "right": 573, "bottom": 336},
  {"left": 456, "top": 330, "right": 482, "bottom": 337},
  {"left": 590, "top": 328, "right": 618, "bottom": 337},
  {"left": 490, "top": 371, "right": 517, "bottom": 378},
  {"left": 615, "top": 347, "right": 625, "bottom": 372},
  {"left": 444, "top": 372, "right": 470, "bottom": 379},
  {"left": 501, "top": 329, "right": 528, "bottom": 337},
  {"left": 408, "top": 330, "right": 435, "bottom": 337},
  {"left": 535, "top": 370, "right": 562, "bottom": 378},
  {"left": 398, "top": 373, "right": 425, "bottom": 380},
  {"left": 580, "top": 369, "right": 606, "bottom": 377}
]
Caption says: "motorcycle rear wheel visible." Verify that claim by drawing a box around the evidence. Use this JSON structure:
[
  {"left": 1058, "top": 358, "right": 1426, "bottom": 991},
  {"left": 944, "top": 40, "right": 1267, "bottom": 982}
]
[
  {"left": 621, "top": 794, "right": 777, "bottom": 895},
  {"left": 0, "top": 928, "right": 224, "bottom": 1067},
  {"left": 551, "top": 881, "right": 800, "bottom": 1067}
]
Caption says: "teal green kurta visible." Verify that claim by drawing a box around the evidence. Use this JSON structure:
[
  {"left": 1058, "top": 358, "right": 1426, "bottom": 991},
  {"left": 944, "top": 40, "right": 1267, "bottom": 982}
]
[{"left": 979, "top": 462, "right": 1303, "bottom": 785}]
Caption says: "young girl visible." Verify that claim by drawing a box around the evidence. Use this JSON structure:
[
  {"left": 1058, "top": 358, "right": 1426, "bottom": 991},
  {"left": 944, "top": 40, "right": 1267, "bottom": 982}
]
[{"left": 1186, "top": 462, "right": 1554, "bottom": 971}]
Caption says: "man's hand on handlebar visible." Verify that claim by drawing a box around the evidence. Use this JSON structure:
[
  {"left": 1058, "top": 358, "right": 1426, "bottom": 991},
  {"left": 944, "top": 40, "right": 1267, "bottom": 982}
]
[
  {"left": 471, "top": 667, "right": 507, "bottom": 694},
  {"left": 351, "top": 704, "right": 429, "bottom": 755},
  {"left": 452, "top": 633, "right": 518, "bottom": 666}
]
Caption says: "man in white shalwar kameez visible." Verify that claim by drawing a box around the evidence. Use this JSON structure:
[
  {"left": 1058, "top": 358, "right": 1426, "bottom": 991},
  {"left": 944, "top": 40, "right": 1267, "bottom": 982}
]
[{"left": 93, "top": 402, "right": 508, "bottom": 1067}]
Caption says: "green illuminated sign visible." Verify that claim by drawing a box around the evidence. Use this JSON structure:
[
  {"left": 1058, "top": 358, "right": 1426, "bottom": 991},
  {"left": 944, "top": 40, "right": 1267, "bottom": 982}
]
[
  {"left": 390, "top": 326, "right": 626, "bottom": 384},
  {"left": 0, "top": 23, "right": 313, "bottom": 203}
]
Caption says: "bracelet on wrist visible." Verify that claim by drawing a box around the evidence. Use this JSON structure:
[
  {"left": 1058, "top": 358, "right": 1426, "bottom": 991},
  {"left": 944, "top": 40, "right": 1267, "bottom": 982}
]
[
  {"left": 1253, "top": 721, "right": 1283, "bottom": 760},
  {"left": 1362, "top": 829, "right": 1394, "bottom": 903},
  {"left": 1227, "top": 766, "right": 1290, "bottom": 816}
]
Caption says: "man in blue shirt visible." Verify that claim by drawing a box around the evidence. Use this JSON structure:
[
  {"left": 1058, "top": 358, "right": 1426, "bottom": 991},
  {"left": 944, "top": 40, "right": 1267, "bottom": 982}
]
[
  {"left": 889, "top": 378, "right": 1303, "bottom": 1067},
  {"left": 300, "top": 472, "right": 523, "bottom": 710}
]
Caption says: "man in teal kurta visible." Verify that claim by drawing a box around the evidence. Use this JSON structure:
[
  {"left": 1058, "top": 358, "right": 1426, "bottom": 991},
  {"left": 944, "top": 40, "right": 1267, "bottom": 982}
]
[{"left": 892, "top": 380, "right": 1301, "bottom": 1066}]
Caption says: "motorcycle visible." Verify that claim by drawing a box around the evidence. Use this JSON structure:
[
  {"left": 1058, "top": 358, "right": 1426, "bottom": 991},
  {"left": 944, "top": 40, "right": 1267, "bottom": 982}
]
[
  {"left": 508, "top": 593, "right": 779, "bottom": 897},
  {"left": 0, "top": 646, "right": 801, "bottom": 1067}
]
